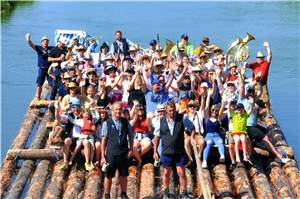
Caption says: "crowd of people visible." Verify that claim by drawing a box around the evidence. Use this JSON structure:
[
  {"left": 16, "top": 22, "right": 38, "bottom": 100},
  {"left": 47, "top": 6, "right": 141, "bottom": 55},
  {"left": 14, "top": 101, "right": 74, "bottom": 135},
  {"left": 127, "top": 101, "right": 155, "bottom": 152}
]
[{"left": 26, "top": 30, "right": 290, "bottom": 199}]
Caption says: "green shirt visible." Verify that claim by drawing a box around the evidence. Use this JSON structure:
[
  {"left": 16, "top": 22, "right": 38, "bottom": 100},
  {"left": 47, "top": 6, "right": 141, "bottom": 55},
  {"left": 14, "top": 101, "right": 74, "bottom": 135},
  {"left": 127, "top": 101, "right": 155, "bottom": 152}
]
[
  {"left": 231, "top": 112, "right": 249, "bottom": 133},
  {"left": 170, "top": 42, "right": 194, "bottom": 57}
]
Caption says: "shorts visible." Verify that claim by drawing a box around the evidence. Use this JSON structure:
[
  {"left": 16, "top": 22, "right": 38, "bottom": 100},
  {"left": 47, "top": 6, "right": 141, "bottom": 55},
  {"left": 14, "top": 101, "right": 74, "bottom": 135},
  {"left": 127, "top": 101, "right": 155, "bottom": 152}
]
[
  {"left": 78, "top": 134, "right": 95, "bottom": 145},
  {"left": 161, "top": 154, "right": 185, "bottom": 168},
  {"left": 36, "top": 67, "right": 53, "bottom": 86},
  {"left": 105, "top": 154, "right": 129, "bottom": 178},
  {"left": 135, "top": 132, "right": 152, "bottom": 141},
  {"left": 247, "top": 126, "right": 266, "bottom": 142},
  {"left": 228, "top": 132, "right": 249, "bottom": 144}
]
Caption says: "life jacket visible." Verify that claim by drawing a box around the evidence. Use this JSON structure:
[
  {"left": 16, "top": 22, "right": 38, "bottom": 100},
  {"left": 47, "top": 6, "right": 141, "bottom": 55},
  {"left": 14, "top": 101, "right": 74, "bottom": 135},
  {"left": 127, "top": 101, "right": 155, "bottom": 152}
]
[{"left": 81, "top": 115, "right": 96, "bottom": 135}]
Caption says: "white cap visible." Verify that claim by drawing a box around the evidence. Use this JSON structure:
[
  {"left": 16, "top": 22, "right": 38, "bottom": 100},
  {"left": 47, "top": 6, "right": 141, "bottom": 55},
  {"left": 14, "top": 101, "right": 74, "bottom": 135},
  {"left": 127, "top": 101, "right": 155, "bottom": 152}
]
[
  {"left": 156, "top": 104, "right": 165, "bottom": 111},
  {"left": 200, "top": 82, "right": 208, "bottom": 88},
  {"left": 40, "top": 36, "right": 49, "bottom": 43},
  {"left": 59, "top": 38, "right": 68, "bottom": 45},
  {"left": 154, "top": 60, "right": 164, "bottom": 66}
]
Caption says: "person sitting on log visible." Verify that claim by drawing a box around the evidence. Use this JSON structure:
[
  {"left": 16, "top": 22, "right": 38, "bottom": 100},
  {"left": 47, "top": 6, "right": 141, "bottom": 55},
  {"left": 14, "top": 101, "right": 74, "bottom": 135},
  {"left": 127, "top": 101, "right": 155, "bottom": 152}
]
[
  {"left": 68, "top": 107, "right": 100, "bottom": 171},
  {"left": 201, "top": 87, "right": 226, "bottom": 168},
  {"left": 48, "top": 101, "right": 68, "bottom": 147},
  {"left": 129, "top": 101, "right": 153, "bottom": 166},
  {"left": 153, "top": 101, "right": 195, "bottom": 199},
  {"left": 238, "top": 77, "right": 290, "bottom": 164}
]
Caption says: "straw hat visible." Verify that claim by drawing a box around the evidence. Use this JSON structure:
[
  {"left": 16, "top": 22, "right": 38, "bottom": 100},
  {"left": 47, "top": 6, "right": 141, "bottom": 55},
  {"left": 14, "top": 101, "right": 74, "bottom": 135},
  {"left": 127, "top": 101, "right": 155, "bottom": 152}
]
[
  {"left": 86, "top": 68, "right": 96, "bottom": 76},
  {"left": 78, "top": 45, "right": 86, "bottom": 51},
  {"left": 229, "top": 62, "right": 237, "bottom": 68},
  {"left": 129, "top": 46, "right": 137, "bottom": 52},
  {"left": 256, "top": 51, "right": 264, "bottom": 58}
]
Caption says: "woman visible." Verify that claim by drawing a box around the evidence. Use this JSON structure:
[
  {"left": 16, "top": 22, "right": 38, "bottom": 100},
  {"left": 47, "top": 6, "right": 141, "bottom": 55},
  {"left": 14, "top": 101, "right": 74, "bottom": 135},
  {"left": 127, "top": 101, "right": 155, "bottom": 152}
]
[
  {"left": 130, "top": 102, "right": 152, "bottom": 164},
  {"left": 202, "top": 87, "right": 226, "bottom": 168},
  {"left": 60, "top": 82, "right": 81, "bottom": 113}
]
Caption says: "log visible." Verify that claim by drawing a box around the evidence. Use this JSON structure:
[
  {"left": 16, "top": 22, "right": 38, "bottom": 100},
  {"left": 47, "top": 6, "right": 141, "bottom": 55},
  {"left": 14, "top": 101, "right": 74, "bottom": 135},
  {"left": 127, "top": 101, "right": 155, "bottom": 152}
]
[
  {"left": 6, "top": 148, "right": 59, "bottom": 160},
  {"left": 43, "top": 160, "right": 70, "bottom": 199},
  {"left": 267, "top": 161, "right": 295, "bottom": 199},
  {"left": 6, "top": 110, "right": 54, "bottom": 199},
  {"left": 282, "top": 160, "right": 300, "bottom": 198},
  {"left": 211, "top": 164, "right": 233, "bottom": 199},
  {"left": 82, "top": 168, "right": 102, "bottom": 199},
  {"left": 248, "top": 166, "right": 274, "bottom": 199},
  {"left": 24, "top": 160, "right": 52, "bottom": 199},
  {"left": 202, "top": 168, "right": 215, "bottom": 197},
  {"left": 185, "top": 168, "right": 194, "bottom": 197},
  {"left": 231, "top": 165, "right": 255, "bottom": 198},
  {"left": 0, "top": 85, "right": 50, "bottom": 197},
  {"left": 140, "top": 163, "right": 155, "bottom": 198},
  {"left": 30, "top": 99, "right": 56, "bottom": 108},
  {"left": 62, "top": 166, "right": 86, "bottom": 199},
  {"left": 111, "top": 171, "right": 119, "bottom": 199},
  {"left": 127, "top": 166, "right": 139, "bottom": 199}
]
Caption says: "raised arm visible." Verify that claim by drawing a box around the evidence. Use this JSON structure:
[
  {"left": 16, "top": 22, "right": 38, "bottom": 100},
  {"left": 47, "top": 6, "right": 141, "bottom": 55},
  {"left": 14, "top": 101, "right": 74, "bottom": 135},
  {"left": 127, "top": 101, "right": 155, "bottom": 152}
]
[
  {"left": 263, "top": 42, "right": 272, "bottom": 63},
  {"left": 25, "top": 33, "right": 35, "bottom": 50},
  {"left": 204, "top": 87, "right": 214, "bottom": 120},
  {"left": 215, "top": 67, "right": 224, "bottom": 94},
  {"left": 238, "top": 69, "right": 245, "bottom": 98}
]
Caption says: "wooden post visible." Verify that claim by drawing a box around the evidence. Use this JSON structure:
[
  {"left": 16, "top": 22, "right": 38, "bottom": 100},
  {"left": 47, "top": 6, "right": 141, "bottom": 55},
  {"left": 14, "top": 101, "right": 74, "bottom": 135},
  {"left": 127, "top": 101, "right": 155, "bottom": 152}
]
[
  {"left": 6, "top": 110, "right": 54, "bottom": 199},
  {"left": 62, "top": 166, "right": 86, "bottom": 199},
  {"left": 140, "top": 163, "right": 155, "bottom": 198},
  {"left": 267, "top": 161, "right": 295, "bottom": 199},
  {"left": 211, "top": 164, "right": 233, "bottom": 199},
  {"left": 0, "top": 86, "right": 50, "bottom": 197},
  {"left": 24, "top": 160, "right": 52, "bottom": 199},
  {"left": 6, "top": 148, "right": 59, "bottom": 160},
  {"left": 248, "top": 160, "right": 274, "bottom": 199},
  {"left": 127, "top": 166, "right": 138, "bottom": 199},
  {"left": 231, "top": 165, "right": 255, "bottom": 198},
  {"left": 82, "top": 168, "right": 102, "bottom": 199},
  {"left": 282, "top": 160, "right": 300, "bottom": 198},
  {"left": 43, "top": 160, "right": 70, "bottom": 199}
]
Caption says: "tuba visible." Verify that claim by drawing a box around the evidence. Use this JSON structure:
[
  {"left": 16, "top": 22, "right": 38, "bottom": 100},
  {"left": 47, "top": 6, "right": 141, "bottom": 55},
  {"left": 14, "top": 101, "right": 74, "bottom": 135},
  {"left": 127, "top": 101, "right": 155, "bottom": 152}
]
[
  {"left": 161, "top": 39, "right": 174, "bottom": 58},
  {"left": 225, "top": 37, "right": 243, "bottom": 64},
  {"left": 235, "top": 32, "right": 255, "bottom": 62}
]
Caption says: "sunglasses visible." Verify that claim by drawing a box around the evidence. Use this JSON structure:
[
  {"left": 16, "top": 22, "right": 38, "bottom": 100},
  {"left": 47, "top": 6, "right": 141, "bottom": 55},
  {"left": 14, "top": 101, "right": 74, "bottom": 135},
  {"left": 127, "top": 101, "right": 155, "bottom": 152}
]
[
  {"left": 227, "top": 84, "right": 235, "bottom": 87},
  {"left": 211, "top": 109, "right": 219, "bottom": 112}
]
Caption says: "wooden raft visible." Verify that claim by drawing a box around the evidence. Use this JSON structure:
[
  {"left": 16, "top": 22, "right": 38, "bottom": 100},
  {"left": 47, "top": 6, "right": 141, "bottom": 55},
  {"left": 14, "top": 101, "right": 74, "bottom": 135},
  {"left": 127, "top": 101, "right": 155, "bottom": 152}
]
[{"left": 1, "top": 92, "right": 299, "bottom": 199}]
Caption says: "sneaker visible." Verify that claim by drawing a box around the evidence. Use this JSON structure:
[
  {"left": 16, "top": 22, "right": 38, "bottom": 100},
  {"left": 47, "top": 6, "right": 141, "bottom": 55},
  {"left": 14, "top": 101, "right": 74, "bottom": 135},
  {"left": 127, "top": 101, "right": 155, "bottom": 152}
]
[
  {"left": 163, "top": 188, "right": 169, "bottom": 199},
  {"left": 219, "top": 155, "right": 225, "bottom": 163},
  {"left": 279, "top": 156, "right": 290, "bottom": 164},
  {"left": 121, "top": 193, "right": 129, "bottom": 199},
  {"left": 104, "top": 193, "right": 110, "bottom": 199},
  {"left": 180, "top": 190, "right": 189, "bottom": 199},
  {"left": 59, "top": 161, "right": 69, "bottom": 170},
  {"left": 85, "top": 162, "right": 92, "bottom": 171},
  {"left": 201, "top": 161, "right": 207, "bottom": 169}
]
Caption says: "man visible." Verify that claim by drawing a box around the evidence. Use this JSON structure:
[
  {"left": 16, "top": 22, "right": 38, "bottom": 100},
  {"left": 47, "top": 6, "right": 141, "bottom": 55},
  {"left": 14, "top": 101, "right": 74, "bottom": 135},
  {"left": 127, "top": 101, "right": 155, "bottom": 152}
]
[
  {"left": 146, "top": 39, "right": 157, "bottom": 56},
  {"left": 246, "top": 42, "right": 272, "bottom": 105},
  {"left": 101, "top": 101, "right": 134, "bottom": 199},
  {"left": 194, "top": 36, "right": 210, "bottom": 57},
  {"left": 110, "top": 30, "right": 133, "bottom": 58},
  {"left": 25, "top": 33, "right": 54, "bottom": 100},
  {"left": 170, "top": 34, "right": 194, "bottom": 58},
  {"left": 153, "top": 101, "right": 196, "bottom": 199},
  {"left": 48, "top": 38, "right": 68, "bottom": 100}
]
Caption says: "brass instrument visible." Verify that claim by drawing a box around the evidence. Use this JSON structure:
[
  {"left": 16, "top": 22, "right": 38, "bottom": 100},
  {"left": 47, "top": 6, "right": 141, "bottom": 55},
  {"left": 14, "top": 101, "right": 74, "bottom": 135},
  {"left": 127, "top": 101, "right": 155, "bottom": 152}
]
[
  {"left": 225, "top": 37, "right": 243, "bottom": 64},
  {"left": 235, "top": 32, "right": 255, "bottom": 62},
  {"left": 161, "top": 39, "right": 174, "bottom": 58}
]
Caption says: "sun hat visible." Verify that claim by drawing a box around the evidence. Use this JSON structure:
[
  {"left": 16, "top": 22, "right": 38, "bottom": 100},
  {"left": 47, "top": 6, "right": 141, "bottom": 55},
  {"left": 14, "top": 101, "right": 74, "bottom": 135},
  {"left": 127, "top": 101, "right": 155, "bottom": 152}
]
[
  {"left": 129, "top": 46, "right": 137, "bottom": 52},
  {"left": 78, "top": 45, "right": 86, "bottom": 51},
  {"left": 40, "top": 36, "right": 49, "bottom": 43},
  {"left": 256, "top": 51, "right": 265, "bottom": 58},
  {"left": 86, "top": 68, "right": 96, "bottom": 76},
  {"left": 156, "top": 104, "right": 165, "bottom": 111},
  {"left": 229, "top": 62, "right": 237, "bottom": 68},
  {"left": 104, "top": 65, "right": 117, "bottom": 75},
  {"left": 153, "top": 59, "right": 164, "bottom": 67}
]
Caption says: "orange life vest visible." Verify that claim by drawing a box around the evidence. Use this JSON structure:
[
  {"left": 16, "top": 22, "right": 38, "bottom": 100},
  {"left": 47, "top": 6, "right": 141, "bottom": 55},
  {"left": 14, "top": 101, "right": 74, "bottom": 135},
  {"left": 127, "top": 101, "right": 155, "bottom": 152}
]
[{"left": 81, "top": 116, "right": 96, "bottom": 135}]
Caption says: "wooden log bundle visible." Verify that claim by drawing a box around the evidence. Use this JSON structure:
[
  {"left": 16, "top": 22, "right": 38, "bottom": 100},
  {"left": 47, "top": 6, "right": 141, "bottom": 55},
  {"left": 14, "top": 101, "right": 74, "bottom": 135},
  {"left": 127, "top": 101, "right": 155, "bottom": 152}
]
[
  {"left": 267, "top": 161, "right": 295, "bottom": 199},
  {"left": 6, "top": 148, "right": 59, "bottom": 160},
  {"left": 24, "top": 160, "right": 52, "bottom": 199},
  {"left": 248, "top": 166, "right": 274, "bottom": 199},
  {"left": 30, "top": 99, "right": 56, "bottom": 108},
  {"left": 282, "top": 160, "right": 300, "bottom": 198},
  {"left": 127, "top": 166, "right": 139, "bottom": 199},
  {"left": 82, "top": 168, "right": 102, "bottom": 199},
  {"left": 62, "top": 166, "right": 86, "bottom": 199},
  {"left": 43, "top": 161, "right": 70, "bottom": 199},
  {"left": 6, "top": 109, "right": 54, "bottom": 199},
  {"left": 211, "top": 164, "right": 233, "bottom": 199},
  {"left": 231, "top": 165, "right": 255, "bottom": 199},
  {"left": 139, "top": 163, "right": 155, "bottom": 198}
]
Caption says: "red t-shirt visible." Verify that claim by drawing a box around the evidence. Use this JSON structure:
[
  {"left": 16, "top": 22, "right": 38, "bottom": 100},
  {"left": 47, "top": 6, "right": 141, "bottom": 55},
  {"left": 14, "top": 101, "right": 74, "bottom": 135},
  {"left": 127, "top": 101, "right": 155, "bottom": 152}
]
[
  {"left": 132, "top": 119, "right": 149, "bottom": 133},
  {"left": 247, "top": 60, "right": 270, "bottom": 85}
]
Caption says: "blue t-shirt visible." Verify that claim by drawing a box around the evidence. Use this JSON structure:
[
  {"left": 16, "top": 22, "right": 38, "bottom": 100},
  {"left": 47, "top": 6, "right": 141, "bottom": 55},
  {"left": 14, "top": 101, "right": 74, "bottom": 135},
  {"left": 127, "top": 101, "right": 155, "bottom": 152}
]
[
  {"left": 35, "top": 45, "right": 53, "bottom": 68},
  {"left": 145, "top": 87, "right": 169, "bottom": 113}
]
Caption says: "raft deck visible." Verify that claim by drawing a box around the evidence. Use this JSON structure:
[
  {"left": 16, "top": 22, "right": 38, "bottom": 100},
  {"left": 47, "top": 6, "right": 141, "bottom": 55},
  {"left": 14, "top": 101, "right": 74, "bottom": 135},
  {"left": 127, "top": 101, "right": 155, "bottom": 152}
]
[{"left": 1, "top": 84, "right": 299, "bottom": 199}]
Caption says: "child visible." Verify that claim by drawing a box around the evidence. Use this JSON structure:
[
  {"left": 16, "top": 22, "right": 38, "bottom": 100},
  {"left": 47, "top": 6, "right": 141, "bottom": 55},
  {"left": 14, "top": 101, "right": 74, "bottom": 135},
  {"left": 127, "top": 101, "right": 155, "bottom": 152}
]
[
  {"left": 48, "top": 101, "right": 68, "bottom": 147},
  {"left": 68, "top": 108, "right": 99, "bottom": 171},
  {"left": 229, "top": 100, "right": 253, "bottom": 163}
]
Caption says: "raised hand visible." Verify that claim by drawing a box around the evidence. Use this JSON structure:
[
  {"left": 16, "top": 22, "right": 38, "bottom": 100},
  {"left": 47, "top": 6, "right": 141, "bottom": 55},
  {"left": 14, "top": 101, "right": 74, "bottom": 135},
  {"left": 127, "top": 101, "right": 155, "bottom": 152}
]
[
  {"left": 25, "top": 33, "right": 30, "bottom": 42},
  {"left": 263, "top": 41, "right": 269, "bottom": 48}
]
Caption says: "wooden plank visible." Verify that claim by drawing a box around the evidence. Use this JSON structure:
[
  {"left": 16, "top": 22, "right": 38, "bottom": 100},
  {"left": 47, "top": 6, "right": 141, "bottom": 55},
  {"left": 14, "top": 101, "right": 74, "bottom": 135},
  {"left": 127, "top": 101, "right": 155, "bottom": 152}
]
[
  {"left": 6, "top": 149, "right": 59, "bottom": 160},
  {"left": 231, "top": 165, "right": 255, "bottom": 199},
  {"left": 62, "top": 166, "right": 86, "bottom": 199},
  {"left": 82, "top": 168, "right": 102, "bottom": 199},
  {"left": 140, "top": 163, "right": 155, "bottom": 198}
]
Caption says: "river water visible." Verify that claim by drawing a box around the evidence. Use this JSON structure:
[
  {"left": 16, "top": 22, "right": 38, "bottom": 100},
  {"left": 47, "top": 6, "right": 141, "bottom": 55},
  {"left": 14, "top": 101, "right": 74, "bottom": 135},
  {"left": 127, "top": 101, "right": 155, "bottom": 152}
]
[{"left": 1, "top": 2, "right": 299, "bottom": 161}]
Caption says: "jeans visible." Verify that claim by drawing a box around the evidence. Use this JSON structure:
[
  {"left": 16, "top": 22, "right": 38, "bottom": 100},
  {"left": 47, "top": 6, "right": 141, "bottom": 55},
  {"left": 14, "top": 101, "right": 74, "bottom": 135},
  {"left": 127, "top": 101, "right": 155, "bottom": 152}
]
[{"left": 203, "top": 132, "right": 225, "bottom": 161}]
